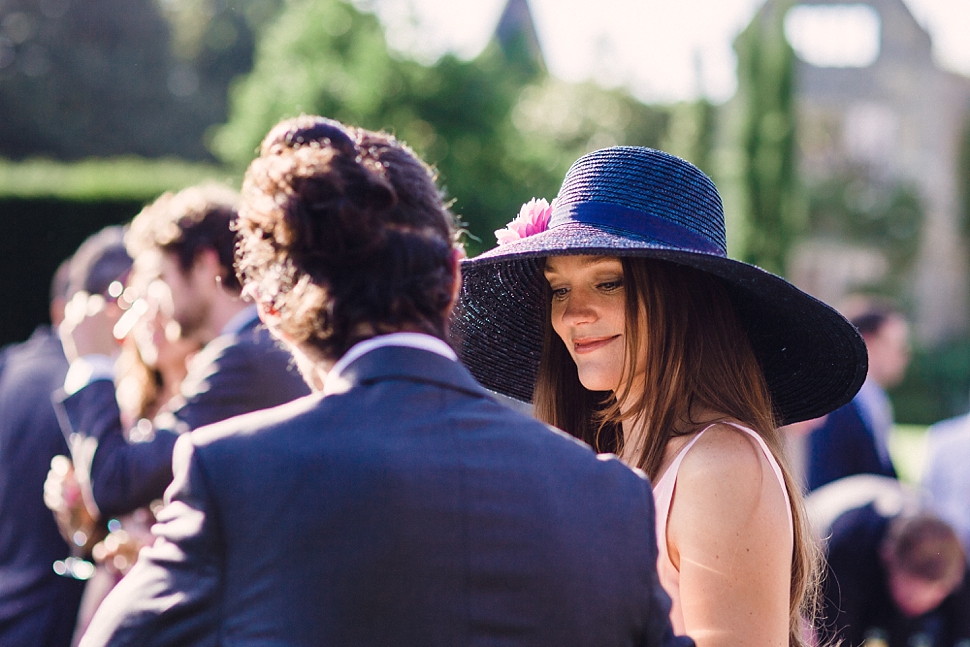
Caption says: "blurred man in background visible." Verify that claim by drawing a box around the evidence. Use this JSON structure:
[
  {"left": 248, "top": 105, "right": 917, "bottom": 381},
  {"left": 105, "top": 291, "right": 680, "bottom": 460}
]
[
  {"left": 806, "top": 298, "right": 911, "bottom": 491},
  {"left": 0, "top": 227, "right": 131, "bottom": 647},
  {"left": 812, "top": 476, "right": 970, "bottom": 647},
  {"left": 50, "top": 184, "right": 310, "bottom": 527}
]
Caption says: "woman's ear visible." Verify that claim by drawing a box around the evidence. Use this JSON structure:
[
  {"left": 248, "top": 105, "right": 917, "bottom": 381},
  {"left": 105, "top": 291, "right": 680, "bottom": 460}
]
[{"left": 447, "top": 248, "right": 465, "bottom": 314}]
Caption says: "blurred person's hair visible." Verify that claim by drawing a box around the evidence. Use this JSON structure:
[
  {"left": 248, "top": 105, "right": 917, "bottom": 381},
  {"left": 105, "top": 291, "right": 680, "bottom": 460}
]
[
  {"left": 882, "top": 512, "right": 965, "bottom": 585},
  {"left": 839, "top": 295, "right": 904, "bottom": 337},
  {"left": 68, "top": 226, "right": 133, "bottom": 297},
  {"left": 235, "top": 115, "right": 459, "bottom": 363},
  {"left": 126, "top": 184, "right": 242, "bottom": 293},
  {"left": 50, "top": 257, "right": 73, "bottom": 304}
]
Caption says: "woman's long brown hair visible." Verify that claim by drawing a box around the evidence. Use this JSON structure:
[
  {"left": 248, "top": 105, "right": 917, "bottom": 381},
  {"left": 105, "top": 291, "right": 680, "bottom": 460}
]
[{"left": 534, "top": 256, "right": 822, "bottom": 647}]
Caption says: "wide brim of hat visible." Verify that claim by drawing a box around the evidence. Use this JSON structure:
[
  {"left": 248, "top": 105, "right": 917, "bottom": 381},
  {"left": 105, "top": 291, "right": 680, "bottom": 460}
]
[{"left": 450, "top": 222, "right": 868, "bottom": 426}]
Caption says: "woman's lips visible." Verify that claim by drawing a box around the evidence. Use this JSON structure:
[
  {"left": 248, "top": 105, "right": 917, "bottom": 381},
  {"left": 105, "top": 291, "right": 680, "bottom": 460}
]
[{"left": 572, "top": 335, "right": 620, "bottom": 354}]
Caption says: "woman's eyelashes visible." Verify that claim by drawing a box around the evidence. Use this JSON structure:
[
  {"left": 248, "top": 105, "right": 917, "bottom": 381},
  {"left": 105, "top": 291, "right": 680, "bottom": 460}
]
[
  {"left": 550, "top": 286, "right": 569, "bottom": 301},
  {"left": 548, "top": 277, "right": 624, "bottom": 301},
  {"left": 597, "top": 278, "right": 624, "bottom": 292}
]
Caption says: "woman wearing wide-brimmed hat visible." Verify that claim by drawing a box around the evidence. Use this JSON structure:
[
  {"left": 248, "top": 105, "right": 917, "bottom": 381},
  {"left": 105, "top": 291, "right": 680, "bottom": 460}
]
[{"left": 451, "top": 147, "right": 868, "bottom": 647}]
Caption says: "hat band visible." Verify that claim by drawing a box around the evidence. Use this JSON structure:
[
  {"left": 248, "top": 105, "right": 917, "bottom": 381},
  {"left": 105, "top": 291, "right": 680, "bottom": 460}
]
[{"left": 550, "top": 202, "right": 725, "bottom": 257}]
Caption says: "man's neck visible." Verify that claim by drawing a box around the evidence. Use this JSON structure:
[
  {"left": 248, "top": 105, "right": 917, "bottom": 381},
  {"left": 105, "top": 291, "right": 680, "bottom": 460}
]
[{"left": 200, "top": 292, "right": 250, "bottom": 345}]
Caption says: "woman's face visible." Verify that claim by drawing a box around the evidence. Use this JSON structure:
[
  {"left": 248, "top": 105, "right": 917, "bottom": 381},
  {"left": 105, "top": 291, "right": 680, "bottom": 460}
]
[
  {"left": 127, "top": 279, "right": 196, "bottom": 374},
  {"left": 544, "top": 255, "right": 636, "bottom": 392}
]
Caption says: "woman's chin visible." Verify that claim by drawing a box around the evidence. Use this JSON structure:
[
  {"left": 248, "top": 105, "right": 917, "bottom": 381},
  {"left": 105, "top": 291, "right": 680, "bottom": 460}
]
[{"left": 576, "top": 374, "right": 619, "bottom": 393}]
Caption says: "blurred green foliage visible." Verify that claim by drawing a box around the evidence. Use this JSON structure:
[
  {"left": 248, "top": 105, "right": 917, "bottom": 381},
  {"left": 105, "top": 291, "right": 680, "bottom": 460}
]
[
  {"left": 211, "top": 0, "right": 675, "bottom": 253},
  {"left": 888, "top": 424, "right": 928, "bottom": 485},
  {"left": 0, "top": 0, "right": 276, "bottom": 161},
  {"left": 805, "top": 169, "right": 923, "bottom": 294},
  {"left": 0, "top": 198, "right": 143, "bottom": 347},
  {"left": 734, "top": 0, "right": 800, "bottom": 275},
  {"left": 891, "top": 339, "right": 970, "bottom": 425},
  {"left": 661, "top": 99, "right": 716, "bottom": 179},
  {"left": 0, "top": 157, "right": 235, "bottom": 200}
]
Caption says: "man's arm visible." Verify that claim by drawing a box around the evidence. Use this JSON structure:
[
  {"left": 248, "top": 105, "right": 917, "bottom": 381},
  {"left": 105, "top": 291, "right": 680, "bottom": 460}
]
[
  {"left": 55, "top": 379, "right": 181, "bottom": 518},
  {"left": 59, "top": 324, "right": 304, "bottom": 519},
  {"left": 54, "top": 298, "right": 183, "bottom": 517},
  {"left": 79, "top": 434, "right": 222, "bottom": 647}
]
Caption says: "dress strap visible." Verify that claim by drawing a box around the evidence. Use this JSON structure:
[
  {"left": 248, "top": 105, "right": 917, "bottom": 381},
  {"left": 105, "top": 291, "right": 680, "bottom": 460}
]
[
  {"left": 653, "top": 422, "right": 793, "bottom": 540},
  {"left": 652, "top": 425, "right": 715, "bottom": 548},
  {"left": 722, "top": 422, "right": 794, "bottom": 536}
]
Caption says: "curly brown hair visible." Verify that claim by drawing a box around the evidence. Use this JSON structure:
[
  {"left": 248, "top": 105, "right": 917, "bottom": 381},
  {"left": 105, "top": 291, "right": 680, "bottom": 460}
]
[
  {"left": 236, "top": 115, "right": 460, "bottom": 362},
  {"left": 126, "top": 183, "right": 242, "bottom": 293}
]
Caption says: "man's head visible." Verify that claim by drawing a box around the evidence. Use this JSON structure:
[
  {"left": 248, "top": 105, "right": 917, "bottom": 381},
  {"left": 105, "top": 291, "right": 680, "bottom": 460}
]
[
  {"left": 880, "top": 512, "right": 965, "bottom": 618},
  {"left": 65, "top": 225, "right": 134, "bottom": 325},
  {"left": 126, "top": 184, "right": 241, "bottom": 343},
  {"left": 235, "top": 115, "right": 460, "bottom": 375},
  {"left": 842, "top": 297, "right": 911, "bottom": 389},
  {"left": 68, "top": 226, "right": 133, "bottom": 299},
  {"left": 56, "top": 226, "right": 134, "bottom": 361}
]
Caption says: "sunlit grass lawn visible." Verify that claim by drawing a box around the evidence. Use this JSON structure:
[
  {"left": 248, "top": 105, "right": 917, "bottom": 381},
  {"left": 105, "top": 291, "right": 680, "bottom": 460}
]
[{"left": 890, "top": 424, "right": 929, "bottom": 485}]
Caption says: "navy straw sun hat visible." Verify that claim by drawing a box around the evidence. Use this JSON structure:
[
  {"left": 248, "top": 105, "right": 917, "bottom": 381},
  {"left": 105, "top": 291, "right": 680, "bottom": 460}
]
[{"left": 450, "top": 146, "right": 868, "bottom": 426}]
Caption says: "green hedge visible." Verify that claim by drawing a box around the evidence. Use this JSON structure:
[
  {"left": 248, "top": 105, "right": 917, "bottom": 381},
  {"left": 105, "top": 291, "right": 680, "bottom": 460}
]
[
  {"left": 0, "top": 157, "right": 238, "bottom": 201},
  {"left": 890, "top": 339, "right": 970, "bottom": 426}
]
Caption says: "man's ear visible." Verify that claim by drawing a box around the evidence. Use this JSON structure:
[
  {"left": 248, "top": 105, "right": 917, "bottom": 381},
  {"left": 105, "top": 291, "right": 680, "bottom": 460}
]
[
  {"left": 255, "top": 299, "right": 279, "bottom": 325},
  {"left": 192, "top": 248, "right": 224, "bottom": 287},
  {"left": 255, "top": 300, "right": 292, "bottom": 343}
]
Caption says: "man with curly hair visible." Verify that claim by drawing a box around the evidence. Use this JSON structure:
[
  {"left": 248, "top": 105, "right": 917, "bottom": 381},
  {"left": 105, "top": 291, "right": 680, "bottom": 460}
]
[{"left": 79, "top": 117, "right": 689, "bottom": 647}]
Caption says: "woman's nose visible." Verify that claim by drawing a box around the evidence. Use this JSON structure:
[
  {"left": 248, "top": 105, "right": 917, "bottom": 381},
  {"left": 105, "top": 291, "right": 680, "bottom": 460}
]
[{"left": 562, "top": 292, "right": 596, "bottom": 325}]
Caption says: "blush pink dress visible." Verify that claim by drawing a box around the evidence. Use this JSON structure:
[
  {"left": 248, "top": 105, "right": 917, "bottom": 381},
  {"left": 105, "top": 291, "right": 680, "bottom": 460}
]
[{"left": 652, "top": 422, "right": 793, "bottom": 633}]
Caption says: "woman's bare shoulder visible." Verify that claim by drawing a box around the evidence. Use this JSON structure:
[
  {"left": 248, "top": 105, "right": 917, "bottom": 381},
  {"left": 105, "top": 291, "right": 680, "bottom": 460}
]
[
  {"left": 672, "top": 422, "right": 789, "bottom": 532},
  {"left": 676, "top": 422, "right": 769, "bottom": 486}
]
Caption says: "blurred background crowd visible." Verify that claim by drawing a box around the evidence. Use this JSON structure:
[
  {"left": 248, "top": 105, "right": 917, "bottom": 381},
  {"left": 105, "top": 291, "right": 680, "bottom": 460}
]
[{"left": 3, "top": 0, "right": 970, "bottom": 645}]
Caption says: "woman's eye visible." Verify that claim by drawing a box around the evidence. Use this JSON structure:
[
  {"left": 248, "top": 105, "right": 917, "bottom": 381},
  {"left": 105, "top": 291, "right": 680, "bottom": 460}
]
[
  {"left": 550, "top": 287, "right": 569, "bottom": 301},
  {"left": 598, "top": 279, "right": 623, "bottom": 292}
]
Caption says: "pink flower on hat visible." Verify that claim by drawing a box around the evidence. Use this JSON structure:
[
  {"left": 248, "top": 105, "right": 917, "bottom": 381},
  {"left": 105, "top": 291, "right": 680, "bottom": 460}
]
[{"left": 495, "top": 198, "right": 553, "bottom": 246}]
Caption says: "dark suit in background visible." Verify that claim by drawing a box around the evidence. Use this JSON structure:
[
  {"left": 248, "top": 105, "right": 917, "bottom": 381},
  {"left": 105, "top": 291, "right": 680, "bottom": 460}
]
[
  {"left": 81, "top": 345, "right": 690, "bottom": 647},
  {"left": 806, "top": 394, "right": 897, "bottom": 492},
  {"left": 0, "top": 328, "right": 80, "bottom": 647},
  {"left": 58, "top": 314, "right": 309, "bottom": 519}
]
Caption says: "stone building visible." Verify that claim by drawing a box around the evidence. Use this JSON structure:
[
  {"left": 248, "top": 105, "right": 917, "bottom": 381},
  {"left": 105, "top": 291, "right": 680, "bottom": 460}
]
[{"left": 782, "top": 0, "right": 970, "bottom": 343}]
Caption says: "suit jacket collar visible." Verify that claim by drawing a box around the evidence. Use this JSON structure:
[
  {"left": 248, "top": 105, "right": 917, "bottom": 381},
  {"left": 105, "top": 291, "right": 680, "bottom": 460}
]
[
  {"left": 220, "top": 305, "right": 260, "bottom": 337},
  {"left": 325, "top": 345, "right": 488, "bottom": 400}
]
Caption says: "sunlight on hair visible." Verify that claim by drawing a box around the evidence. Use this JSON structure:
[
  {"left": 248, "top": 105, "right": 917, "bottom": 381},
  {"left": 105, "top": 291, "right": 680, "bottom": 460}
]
[{"left": 784, "top": 4, "right": 881, "bottom": 68}]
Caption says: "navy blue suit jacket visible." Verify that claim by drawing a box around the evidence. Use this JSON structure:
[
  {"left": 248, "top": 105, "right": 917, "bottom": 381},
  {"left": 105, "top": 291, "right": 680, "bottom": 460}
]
[
  {"left": 81, "top": 346, "right": 691, "bottom": 647},
  {"left": 57, "top": 317, "right": 310, "bottom": 518},
  {"left": 806, "top": 397, "right": 897, "bottom": 492},
  {"left": 0, "top": 328, "right": 83, "bottom": 647}
]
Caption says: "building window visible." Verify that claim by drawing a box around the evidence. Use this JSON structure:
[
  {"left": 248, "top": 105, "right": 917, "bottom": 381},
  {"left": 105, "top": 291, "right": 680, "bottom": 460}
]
[{"left": 785, "top": 4, "right": 881, "bottom": 68}]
